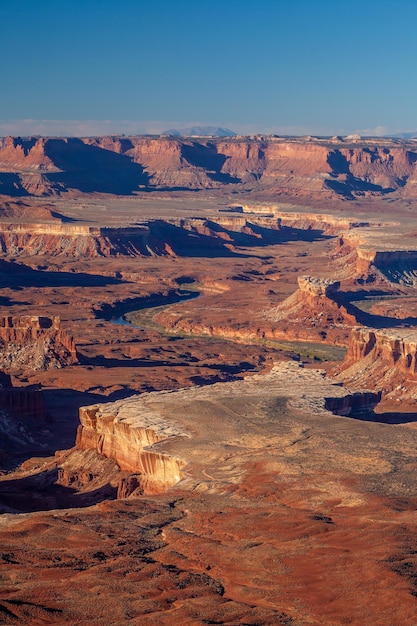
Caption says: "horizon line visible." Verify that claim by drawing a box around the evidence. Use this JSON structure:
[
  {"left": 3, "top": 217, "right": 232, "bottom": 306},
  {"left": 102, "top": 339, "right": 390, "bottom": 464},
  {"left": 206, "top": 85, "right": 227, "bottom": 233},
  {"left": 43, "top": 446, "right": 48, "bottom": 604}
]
[{"left": 0, "top": 119, "right": 415, "bottom": 139}]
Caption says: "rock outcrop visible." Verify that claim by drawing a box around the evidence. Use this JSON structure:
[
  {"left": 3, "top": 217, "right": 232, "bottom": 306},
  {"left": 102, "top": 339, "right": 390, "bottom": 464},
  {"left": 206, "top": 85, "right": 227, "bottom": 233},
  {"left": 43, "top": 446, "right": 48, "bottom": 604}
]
[
  {"left": 335, "top": 230, "right": 417, "bottom": 284},
  {"left": 297, "top": 275, "right": 341, "bottom": 297},
  {"left": 0, "top": 215, "right": 319, "bottom": 258},
  {"left": 335, "top": 327, "right": 417, "bottom": 399},
  {"left": 76, "top": 399, "right": 188, "bottom": 495},
  {"left": 1, "top": 135, "right": 416, "bottom": 199},
  {"left": 0, "top": 315, "right": 77, "bottom": 372},
  {"left": 70, "top": 362, "right": 380, "bottom": 499},
  {"left": 264, "top": 276, "right": 357, "bottom": 345}
]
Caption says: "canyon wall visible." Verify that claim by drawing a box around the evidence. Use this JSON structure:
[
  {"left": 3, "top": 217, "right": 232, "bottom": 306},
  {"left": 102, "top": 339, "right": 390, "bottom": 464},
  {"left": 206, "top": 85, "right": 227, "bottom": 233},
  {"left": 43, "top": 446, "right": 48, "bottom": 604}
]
[
  {"left": 336, "top": 231, "right": 417, "bottom": 284},
  {"left": 0, "top": 135, "right": 416, "bottom": 199},
  {"left": 0, "top": 386, "right": 48, "bottom": 425},
  {"left": 75, "top": 398, "right": 188, "bottom": 495},
  {"left": 346, "top": 327, "right": 417, "bottom": 373},
  {"left": 335, "top": 327, "right": 417, "bottom": 399},
  {"left": 0, "top": 315, "right": 77, "bottom": 371},
  {"left": 6, "top": 211, "right": 403, "bottom": 270},
  {"left": 0, "top": 215, "right": 321, "bottom": 258}
]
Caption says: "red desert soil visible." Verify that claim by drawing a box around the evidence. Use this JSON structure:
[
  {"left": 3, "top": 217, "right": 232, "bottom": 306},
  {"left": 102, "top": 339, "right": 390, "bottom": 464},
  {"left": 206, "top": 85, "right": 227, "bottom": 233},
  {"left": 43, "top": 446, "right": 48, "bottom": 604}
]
[{"left": 1, "top": 135, "right": 417, "bottom": 624}]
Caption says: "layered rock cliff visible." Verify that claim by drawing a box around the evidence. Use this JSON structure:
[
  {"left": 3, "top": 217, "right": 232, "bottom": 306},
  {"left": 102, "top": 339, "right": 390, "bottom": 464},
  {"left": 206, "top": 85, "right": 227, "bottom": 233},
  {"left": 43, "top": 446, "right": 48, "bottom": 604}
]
[
  {"left": 335, "top": 327, "right": 417, "bottom": 398},
  {"left": 75, "top": 398, "right": 188, "bottom": 495},
  {"left": 0, "top": 386, "right": 47, "bottom": 425},
  {"left": 67, "top": 362, "right": 381, "bottom": 500},
  {"left": 336, "top": 230, "right": 417, "bottom": 284},
  {"left": 0, "top": 315, "right": 77, "bottom": 372},
  {"left": 0, "top": 215, "right": 321, "bottom": 258},
  {"left": 0, "top": 222, "right": 155, "bottom": 258},
  {"left": 1, "top": 135, "right": 416, "bottom": 199},
  {"left": 262, "top": 276, "right": 357, "bottom": 345}
]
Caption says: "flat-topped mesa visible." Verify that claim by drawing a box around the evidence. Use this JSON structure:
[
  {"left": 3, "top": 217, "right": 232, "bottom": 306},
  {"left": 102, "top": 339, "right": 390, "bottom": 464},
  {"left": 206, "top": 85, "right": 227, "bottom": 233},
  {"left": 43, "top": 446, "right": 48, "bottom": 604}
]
[
  {"left": 336, "top": 230, "right": 417, "bottom": 284},
  {"left": 0, "top": 222, "right": 153, "bottom": 258},
  {"left": 264, "top": 275, "right": 356, "bottom": 345},
  {"left": 0, "top": 214, "right": 411, "bottom": 262},
  {"left": 0, "top": 222, "right": 101, "bottom": 236},
  {"left": 297, "top": 275, "right": 341, "bottom": 297},
  {"left": 236, "top": 205, "right": 373, "bottom": 235},
  {"left": 70, "top": 362, "right": 380, "bottom": 500},
  {"left": 335, "top": 327, "right": 417, "bottom": 398},
  {"left": 76, "top": 400, "right": 188, "bottom": 496},
  {"left": 0, "top": 214, "right": 332, "bottom": 259},
  {"left": 0, "top": 315, "right": 77, "bottom": 372}
]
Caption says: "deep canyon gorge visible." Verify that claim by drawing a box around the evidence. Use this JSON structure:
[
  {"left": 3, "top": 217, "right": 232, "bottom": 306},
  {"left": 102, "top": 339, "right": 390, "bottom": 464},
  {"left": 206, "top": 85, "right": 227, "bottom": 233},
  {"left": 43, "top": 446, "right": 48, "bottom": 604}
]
[{"left": 0, "top": 134, "right": 417, "bottom": 624}]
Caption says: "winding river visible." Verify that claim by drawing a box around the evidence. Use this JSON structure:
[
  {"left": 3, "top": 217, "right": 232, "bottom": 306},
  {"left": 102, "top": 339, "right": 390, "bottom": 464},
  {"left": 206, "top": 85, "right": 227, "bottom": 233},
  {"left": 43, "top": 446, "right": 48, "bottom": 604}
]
[
  {"left": 111, "top": 289, "right": 200, "bottom": 327},
  {"left": 100, "top": 288, "right": 346, "bottom": 362}
]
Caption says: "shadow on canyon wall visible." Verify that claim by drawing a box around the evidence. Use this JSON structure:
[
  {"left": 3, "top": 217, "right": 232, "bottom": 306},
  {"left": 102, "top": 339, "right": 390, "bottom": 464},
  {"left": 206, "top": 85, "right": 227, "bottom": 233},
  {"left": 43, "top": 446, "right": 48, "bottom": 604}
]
[
  {"left": 44, "top": 138, "right": 150, "bottom": 195},
  {"left": 326, "top": 151, "right": 397, "bottom": 198},
  {"left": 0, "top": 468, "right": 117, "bottom": 513},
  {"left": 0, "top": 173, "right": 30, "bottom": 197},
  {"left": 147, "top": 220, "right": 328, "bottom": 258},
  {"left": 181, "top": 142, "right": 241, "bottom": 184},
  {"left": 0, "top": 260, "right": 124, "bottom": 290},
  {"left": 335, "top": 290, "right": 417, "bottom": 329},
  {"left": 344, "top": 410, "right": 417, "bottom": 425}
]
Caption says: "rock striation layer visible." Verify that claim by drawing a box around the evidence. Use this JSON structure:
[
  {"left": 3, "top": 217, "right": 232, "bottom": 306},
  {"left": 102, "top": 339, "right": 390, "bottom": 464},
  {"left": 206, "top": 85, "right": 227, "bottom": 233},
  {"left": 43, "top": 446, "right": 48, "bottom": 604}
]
[
  {"left": 73, "top": 362, "right": 380, "bottom": 498},
  {"left": 335, "top": 327, "right": 417, "bottom": 398},
  {"left": 0, "top": 315, "right": 77, "bottom": 372},
  {"left": 1, "top": 135, "right": 416, "bottom": 199},
  {"left": 76, "top": 401, "right": 188, "bottom": 495},
  {"left": 336, "top": 229, "right": 417, "bottom": 284},
  {"left": 0, "top": 215, "right": 320, "bottom": 258},
  {"left": 264, "top": 276, "right": 357, "bottom": 345}
]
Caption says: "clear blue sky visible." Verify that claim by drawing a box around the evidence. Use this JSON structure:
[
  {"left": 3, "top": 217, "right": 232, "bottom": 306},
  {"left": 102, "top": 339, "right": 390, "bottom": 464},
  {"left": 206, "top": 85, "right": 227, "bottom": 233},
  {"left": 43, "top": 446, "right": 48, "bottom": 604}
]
[{"left": 1, "top": 0, "right": 416, "bottom": 136}]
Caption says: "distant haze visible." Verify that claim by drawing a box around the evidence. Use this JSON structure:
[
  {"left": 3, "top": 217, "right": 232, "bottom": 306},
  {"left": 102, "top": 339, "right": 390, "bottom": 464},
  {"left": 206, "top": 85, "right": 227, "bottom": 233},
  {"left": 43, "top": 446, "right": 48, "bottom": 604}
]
[
  {"left": 0, "top": 119, "right": 416, "bottom": 140},
  {"left": 390, "top": 131, "right": 417, "bottom": 139},
  {"left": 162, "top": 126, "right": 237, "bottom": 137}
]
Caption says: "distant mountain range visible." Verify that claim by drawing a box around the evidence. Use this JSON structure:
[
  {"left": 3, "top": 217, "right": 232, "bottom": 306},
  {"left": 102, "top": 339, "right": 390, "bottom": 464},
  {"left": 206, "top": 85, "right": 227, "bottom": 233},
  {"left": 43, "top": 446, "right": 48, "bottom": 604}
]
[
  {"left": 390, "top": 131, "right": 417, "bottom": 139},
  {"left": 162, "top": 126, "right": 237, "bottom": 137}
]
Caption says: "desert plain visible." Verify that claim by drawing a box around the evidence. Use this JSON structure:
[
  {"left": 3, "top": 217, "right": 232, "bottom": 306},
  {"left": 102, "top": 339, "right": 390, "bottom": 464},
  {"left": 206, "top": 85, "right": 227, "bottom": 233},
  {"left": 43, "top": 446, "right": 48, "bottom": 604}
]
[{"left": 0, "top": 134, "right": 417, "bottom": 624}]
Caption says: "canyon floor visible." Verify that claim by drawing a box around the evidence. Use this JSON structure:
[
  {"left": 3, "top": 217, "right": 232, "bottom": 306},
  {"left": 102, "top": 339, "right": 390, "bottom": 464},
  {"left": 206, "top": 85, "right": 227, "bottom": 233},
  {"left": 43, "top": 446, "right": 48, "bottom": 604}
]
[{"left": 1, "top": 181, "right": 417, "bottom": 624}]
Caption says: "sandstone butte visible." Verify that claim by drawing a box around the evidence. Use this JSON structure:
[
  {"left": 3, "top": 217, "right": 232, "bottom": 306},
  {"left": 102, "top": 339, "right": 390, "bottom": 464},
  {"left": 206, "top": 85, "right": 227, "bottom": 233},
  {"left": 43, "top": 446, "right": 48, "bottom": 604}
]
[{"left": 1, "top": 134, "right": 417, "bottom": 624}]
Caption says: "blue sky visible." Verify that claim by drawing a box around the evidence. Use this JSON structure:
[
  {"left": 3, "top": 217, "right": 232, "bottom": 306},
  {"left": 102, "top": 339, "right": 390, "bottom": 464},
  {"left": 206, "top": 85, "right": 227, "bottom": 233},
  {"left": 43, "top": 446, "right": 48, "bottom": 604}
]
[{"left": 1, "top": 0, "right": 416, "bottom": 136}]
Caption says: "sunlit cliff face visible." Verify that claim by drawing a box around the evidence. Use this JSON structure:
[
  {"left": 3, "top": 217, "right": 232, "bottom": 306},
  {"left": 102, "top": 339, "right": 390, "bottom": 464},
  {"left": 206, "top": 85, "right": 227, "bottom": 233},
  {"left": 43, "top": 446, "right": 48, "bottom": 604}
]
[{"left": 0, "top": 135, "right": 416, "bottom": 198}]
